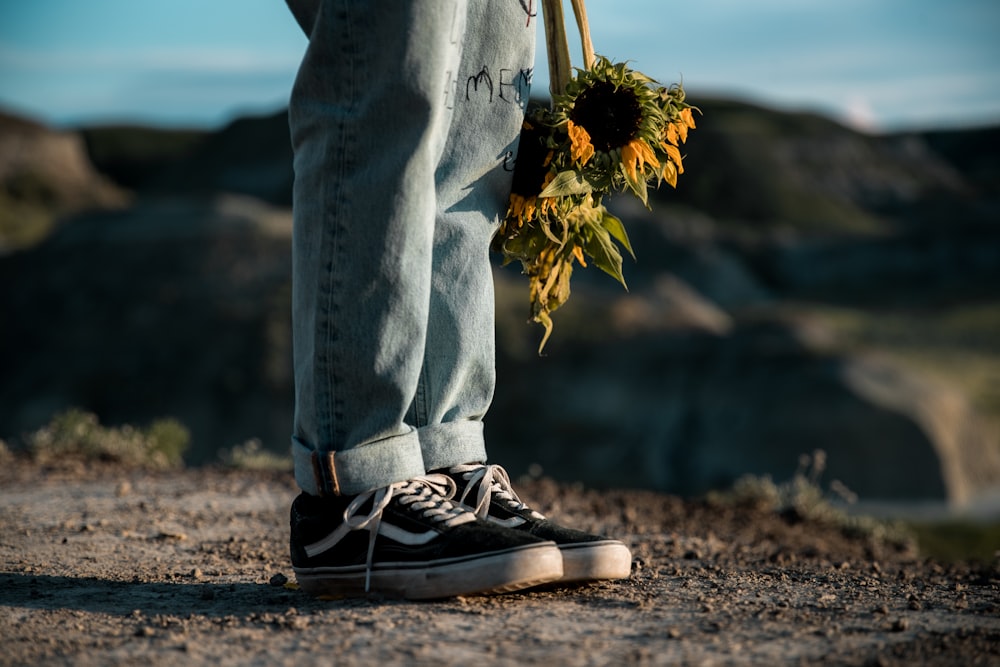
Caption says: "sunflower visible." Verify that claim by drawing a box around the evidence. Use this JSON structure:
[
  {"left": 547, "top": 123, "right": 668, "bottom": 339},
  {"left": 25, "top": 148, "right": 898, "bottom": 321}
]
[
  {"left": 496, "top": 53, "right": 698, "bottom": 351},
  {"left": 548, "top": 58, "right": 674, "bottom": 203},
  {"left": 498, "top": 119, "right": 556, "bottom": 239},
  {"left": 569, "top": 79, "right": 641, "bottom": 151}
]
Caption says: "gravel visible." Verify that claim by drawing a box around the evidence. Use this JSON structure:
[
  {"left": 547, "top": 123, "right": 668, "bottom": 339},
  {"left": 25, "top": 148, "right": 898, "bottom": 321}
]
[{"left": 1, "top": 459, "right": 998, "bottom": 666}]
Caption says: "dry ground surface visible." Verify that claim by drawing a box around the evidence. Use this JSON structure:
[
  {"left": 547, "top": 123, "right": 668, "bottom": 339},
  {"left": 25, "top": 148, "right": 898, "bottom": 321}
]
[{"left": 1, "top": 458, "right": 998, "bottom": 666}]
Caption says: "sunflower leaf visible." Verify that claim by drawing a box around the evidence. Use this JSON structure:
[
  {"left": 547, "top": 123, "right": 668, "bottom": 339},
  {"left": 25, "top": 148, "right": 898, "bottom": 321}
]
[
  {"left": 600, "top": 211, "right": 635, "bottom": 260},
  {"left": 583, "top": 221, "right": 626, "bottom": 288},
  {"left": 540, "top": 219, "right": 566, "bottom": 246},
  {"left": 539, "top": 170, "right": 594, "bottom": 197}
]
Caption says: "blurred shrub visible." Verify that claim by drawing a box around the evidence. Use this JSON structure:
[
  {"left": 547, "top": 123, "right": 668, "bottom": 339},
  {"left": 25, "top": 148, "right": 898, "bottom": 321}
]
[
  {"left": 0, "top": 174, "right": 57, "bottom": 250},
  {"left": 906, "top": 520, "right": 1000, "bottom": 564},
  {"left": 712, "top": 449, "right": 914, "bottom": 551},
  {"left": 218, "top": 438, "right": 291, "bottom": 471},
  {"left": 28, "top": 408, "right": 189, "bottom": 469}
]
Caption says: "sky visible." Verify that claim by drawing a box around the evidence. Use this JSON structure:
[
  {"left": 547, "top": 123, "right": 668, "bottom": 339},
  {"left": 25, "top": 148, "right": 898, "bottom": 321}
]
[{"left": 0, "top": 0, "right": 998, "bottom": 133}]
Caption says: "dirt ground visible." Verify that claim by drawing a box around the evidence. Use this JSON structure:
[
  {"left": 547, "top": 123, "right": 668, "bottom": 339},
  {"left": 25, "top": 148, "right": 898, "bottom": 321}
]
[{"left": 1, "top": 458, "right": 998, "bottom": 667}]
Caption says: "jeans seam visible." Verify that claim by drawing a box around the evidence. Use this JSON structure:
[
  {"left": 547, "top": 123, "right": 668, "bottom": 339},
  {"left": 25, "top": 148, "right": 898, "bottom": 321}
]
[
  {"left": 413, "top": 359, "right": 429, "bottom": 429},
  {"left": 321, "top": 0, "right": 360, "bottom": 450}
]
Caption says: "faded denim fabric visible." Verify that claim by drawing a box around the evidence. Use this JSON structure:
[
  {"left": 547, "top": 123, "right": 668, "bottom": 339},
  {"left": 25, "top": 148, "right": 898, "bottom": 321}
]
[{"left": 287, "top": 0, "right": 536, "bottom": 495}]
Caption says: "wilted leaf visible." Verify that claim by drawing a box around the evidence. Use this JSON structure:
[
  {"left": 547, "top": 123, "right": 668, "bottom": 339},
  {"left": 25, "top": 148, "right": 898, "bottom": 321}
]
[
  {"left": 583, "top": 223, "right": 626, "bottom": 288},
  {"left": 600, "top": 211, "right": 635, "bottom": 259},
  {"left": 539, "top": 170, "right": 594, "bottom": 197}
]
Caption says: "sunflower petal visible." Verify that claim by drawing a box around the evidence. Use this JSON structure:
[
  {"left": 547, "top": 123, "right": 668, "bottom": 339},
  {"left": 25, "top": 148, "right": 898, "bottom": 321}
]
[
  {"left": 665, "top": 123, "right": 679, "bottom": 146},
  {"left": 660, "top": 160, "right": 678, "bottom": 188},
  {"left": 567, "top": 121, "right": 596, "bottom": 166},
  {"left": 664, "top": 142, "right": 683, "bottom": 168},
  {"left": 675, "top": 120, "right": 689, "bottom": 144},
  {"left": 681, "top": 107, "right": 697, "bottom": 129}
]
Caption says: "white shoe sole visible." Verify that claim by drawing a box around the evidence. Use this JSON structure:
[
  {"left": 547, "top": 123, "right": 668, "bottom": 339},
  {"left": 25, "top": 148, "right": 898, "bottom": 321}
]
[
  {"left": 295, "top": 542, "right": 564, "bottom": 600},
  {"left": 559, "top": 540, "right": 633, "bottom": 583}
]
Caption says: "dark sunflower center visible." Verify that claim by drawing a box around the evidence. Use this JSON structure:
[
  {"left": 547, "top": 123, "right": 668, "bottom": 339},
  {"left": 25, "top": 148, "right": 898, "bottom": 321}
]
[
  {"left": 511, "top": 124, "right": 551, "bottom": 197},
  {"left": 569, "top": 81, "right": 642, "bottom": 151}
]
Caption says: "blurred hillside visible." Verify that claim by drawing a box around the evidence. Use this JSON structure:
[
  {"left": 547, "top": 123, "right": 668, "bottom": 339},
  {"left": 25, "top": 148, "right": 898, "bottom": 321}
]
[
  {"left": 1, "top": 100, "right": 998, "bottom": 508},
  {"left": 0, "top": 111, "right": 127, "bottom": 252}
]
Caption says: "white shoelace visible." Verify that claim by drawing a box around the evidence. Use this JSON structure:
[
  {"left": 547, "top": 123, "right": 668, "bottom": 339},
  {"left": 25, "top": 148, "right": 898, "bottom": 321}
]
[
  {"left": 314, "top": 474, "right": 475, "bottom": 592},
  {"left": 452, "top": 464, "right": 545, "bottom": 522}
]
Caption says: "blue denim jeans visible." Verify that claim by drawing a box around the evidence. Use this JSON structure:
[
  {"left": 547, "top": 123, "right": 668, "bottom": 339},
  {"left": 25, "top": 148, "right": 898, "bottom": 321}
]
[{"left": 287, "top": 0, "right": 536, "bottom": 496}]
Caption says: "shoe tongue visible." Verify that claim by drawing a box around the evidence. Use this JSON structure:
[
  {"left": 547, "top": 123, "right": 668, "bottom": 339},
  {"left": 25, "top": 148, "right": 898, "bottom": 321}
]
[{"left": 448, "top": 463, "right": 482, "bottom": 478}]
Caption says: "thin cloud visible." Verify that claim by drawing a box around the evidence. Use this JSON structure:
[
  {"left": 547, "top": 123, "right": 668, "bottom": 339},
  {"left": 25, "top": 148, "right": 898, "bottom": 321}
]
[{"left": 0, "top": 43, "right": 301, "bottom": 75}]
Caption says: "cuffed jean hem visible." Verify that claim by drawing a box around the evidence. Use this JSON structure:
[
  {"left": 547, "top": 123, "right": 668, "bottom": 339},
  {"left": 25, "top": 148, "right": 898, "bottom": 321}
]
[
  {"left": 417, "top": 420, "right": 488, "bottom": 472},
  {"left": 292, "top": 433, "right": 426, "bottom": 497}
]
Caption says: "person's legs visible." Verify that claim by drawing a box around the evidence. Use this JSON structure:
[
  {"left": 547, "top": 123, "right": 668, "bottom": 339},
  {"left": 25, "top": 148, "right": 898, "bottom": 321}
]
[
  {"left": 412, "top": 1, "right": 536, "bottom": 471},
  {"left": 289, "top": 0, "right": 465, "bottom": 496},
  {"left": 285, "top": 0, "right": 562, "bottom": 598}
]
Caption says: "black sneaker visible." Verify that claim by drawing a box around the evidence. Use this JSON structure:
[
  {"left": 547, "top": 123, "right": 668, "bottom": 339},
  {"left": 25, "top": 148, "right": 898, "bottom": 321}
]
[
  {"left": 290, "top": 474, "right": 563, "bottom": 599},
  {"left": 444, "top": 464, "right": 633, "bottom": 584}
]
